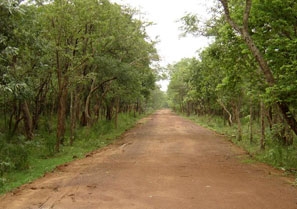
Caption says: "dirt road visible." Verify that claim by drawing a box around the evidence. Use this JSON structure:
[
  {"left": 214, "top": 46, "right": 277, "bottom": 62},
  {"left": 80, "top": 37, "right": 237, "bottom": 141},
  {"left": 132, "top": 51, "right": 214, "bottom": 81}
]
[{"left": 1, "top": 109, "right": 296, "bottom": 209}]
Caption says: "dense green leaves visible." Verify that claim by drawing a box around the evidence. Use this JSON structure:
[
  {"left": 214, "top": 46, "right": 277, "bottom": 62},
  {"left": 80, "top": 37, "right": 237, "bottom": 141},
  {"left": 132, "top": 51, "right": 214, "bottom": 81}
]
[
  {"left": 0, "top": 0, "right": 162, "bottom": 176},
  {"left": 169, "top": 0, "right": 297, "bottom": 147}
]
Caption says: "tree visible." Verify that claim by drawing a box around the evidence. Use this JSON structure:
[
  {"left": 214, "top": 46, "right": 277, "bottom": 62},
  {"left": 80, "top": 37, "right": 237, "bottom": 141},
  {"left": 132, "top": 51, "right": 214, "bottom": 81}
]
[
  {"left": 0, "top": 0, "right": 161, "bottom": 179},
  {"left": 0, "top": 0, "right": 37, "bottom": 140},
  {"left": 167, "top": 59, "right": 192, "bottom": 113},
  {"left": 218, "top": 0, "right": 297, "bottom": 136}
]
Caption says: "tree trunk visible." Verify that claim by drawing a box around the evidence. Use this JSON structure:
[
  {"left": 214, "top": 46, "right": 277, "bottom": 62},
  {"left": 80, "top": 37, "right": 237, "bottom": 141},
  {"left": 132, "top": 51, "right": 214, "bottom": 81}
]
[
  {"left": 32, "top": 77, "right": 50, "bottom": 130},
  {"left": 106, "top": 100, "right": 114, "bottom": 121},
  {"left": 56, "top": 79, "right": 68, "bottom": 152},
  {"left": 260, "top": 102, "right": 265, "bottom": 150},
  {"left": 94, "top": 102, "right": 101, "bottom": 121},
  {"left": 11, "top": 104, "right": 23, "bottom": 139},
  {"left": 21, "top": 101, "right": 33, "bottom": 140},
  {"left": 115, "top": 98, "right": 120, "bottom": 129},
  {"left": 187, "top": 102, "right": 191, "bottom": 116},
  {"left": 235, "top": 102, "right": 242, "bottom": 141},
  {"left": 219, "top": 0, "right": 297, "bottom": 136},
  {"left": 217, "top": 99, "right": 232, "bottom": 126},
  {"left": 249, "top": 104, "right": 253, "bottom": 144},
  {"left": 83, "top": 79, "right": 95, "bottom": 126},
  {"left": 277, "top": 102, "right": 297, "bottom": 135},
  {"left": 84, "top": 93, "right": 92, "bottom": 126},
  {"left": 70, "top": 91, "right": 78, "bottom": 146}
]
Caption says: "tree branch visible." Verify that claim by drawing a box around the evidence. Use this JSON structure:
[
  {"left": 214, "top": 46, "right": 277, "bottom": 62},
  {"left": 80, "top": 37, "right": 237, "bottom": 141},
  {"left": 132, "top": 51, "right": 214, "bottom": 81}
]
[
  {"left": 217, "top": 99, "right": 233, "bottom": 125},
  {"left": 219, "top": 0, "right": 242, "bottom": 33},
  {"left": 243, "top": 0, "right": 252, "bottom": 30},
  {"left": 218, "top": 0, "right": 297, "bottom": 136}
]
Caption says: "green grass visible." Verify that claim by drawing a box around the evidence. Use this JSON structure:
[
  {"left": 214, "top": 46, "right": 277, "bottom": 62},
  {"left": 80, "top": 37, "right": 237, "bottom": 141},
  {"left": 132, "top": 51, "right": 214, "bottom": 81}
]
[
  {"left": 184, "top": 113, "right": 297, "bottom": 177},
  {"left": 0, "top": 112, "right": 146, "bottom": 194}
]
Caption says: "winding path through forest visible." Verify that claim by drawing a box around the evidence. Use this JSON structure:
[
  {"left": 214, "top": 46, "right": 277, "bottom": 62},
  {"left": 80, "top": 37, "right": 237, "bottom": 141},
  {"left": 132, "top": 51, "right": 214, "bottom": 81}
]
[{"left": 0, "top": 109, "right": 296, "bottom": 209}]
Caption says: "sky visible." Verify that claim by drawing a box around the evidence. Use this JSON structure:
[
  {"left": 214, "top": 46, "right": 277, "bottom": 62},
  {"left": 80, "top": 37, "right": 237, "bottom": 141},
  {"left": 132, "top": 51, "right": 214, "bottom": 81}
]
[{"left": 111, "top": 0, "right": 214, "bottom": 90}]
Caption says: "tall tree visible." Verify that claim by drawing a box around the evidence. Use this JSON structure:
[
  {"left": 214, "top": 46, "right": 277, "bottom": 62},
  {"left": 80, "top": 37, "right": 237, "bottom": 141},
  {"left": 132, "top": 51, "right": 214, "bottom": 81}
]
[{"left": 218, "top": 0, "right": 297, "bottom": 135}]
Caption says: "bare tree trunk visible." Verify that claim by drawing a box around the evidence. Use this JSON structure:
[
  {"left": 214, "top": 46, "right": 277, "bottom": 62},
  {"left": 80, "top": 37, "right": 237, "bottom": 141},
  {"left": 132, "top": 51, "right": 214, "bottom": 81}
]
[
  {"left": 32, "top": 77, "right": 50, "bottom": 130},
  {"left": 11, "top": 103, "right": 23, "bottom": 139},
  {"left": 84, "top": 93, "right": 92, "bottom": 126},
  {"left": 219, "top": 0, "right": 297, "bottom": 136},
  {"left": 115, "top": 98, "right": 120, "bottom": 129},
  {"left": 217, "top": 99, "right": 232, "bottom": 126},
  {"left": 106, "top": 98, "right": 115, "bottom": 121},
  {"left": 235, "top": 102, "right": 242, "bottom": 141},
  {"left": 56, "top": 79, "right": 68, "bottom": 152},
  {"left": 21, "top": 101, "right": 33, "bottom": 140},
  {"left": 187, "top": 102, "right": 191, "bottom": 116},
  {"left": 249, "top": 104, "right": 253, "bottom": 144},
  {"left": 260, "top": 102, "right": 265, "bottom": 150},
  {"left": 94, "top": 102, "right": 101, "bottom": 122},
  {"left": 83, "top": 80, "right": 99, "bottom": 126},
  {"left": 70, "top": 91, "right": 79, "bottom": 146},
  {"left": 82, "top": 77, "right": 117, "bottom": 126}
]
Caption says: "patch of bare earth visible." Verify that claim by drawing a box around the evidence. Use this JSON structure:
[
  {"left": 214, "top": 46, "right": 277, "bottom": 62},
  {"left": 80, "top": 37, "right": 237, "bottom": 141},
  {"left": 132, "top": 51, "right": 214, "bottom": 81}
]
[{"left": 0, "top": 109, "right": 296, "bottom": 209}]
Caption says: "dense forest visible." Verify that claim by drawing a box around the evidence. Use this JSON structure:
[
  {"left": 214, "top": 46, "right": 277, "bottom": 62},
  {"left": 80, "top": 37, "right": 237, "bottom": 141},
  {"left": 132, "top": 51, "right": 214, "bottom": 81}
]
[
  {"left": 1, "top": 0, "right": 297, "bottom": 193},
  {"left": 0, "top": 0, "right": 166, "bottom": 191},
  {"left": 168, "top": 0, "right": 297, "bottom": 170}
]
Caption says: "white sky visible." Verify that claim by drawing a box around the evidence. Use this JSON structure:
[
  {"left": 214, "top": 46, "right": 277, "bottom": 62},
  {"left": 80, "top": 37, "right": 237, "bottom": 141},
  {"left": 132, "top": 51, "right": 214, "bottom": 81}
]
[{"left": 111, "top": 0, "right": 214, "bottom": 90}]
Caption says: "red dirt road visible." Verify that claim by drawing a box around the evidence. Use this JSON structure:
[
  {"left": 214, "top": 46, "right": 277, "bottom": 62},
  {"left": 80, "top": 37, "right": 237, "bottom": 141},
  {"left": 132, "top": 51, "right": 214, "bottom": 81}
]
[{"left": 1, "top": 109, "right": 297, "bottom": 209}]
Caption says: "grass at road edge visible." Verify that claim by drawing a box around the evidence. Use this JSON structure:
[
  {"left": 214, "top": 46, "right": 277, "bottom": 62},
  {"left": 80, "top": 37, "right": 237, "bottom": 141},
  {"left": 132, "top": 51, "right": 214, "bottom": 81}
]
[
  {"left": 180, "top": 113, "right": 297, "bottom": 182},
  {"left": 0, "top": 112, "right": 149, "bottom": 195}
]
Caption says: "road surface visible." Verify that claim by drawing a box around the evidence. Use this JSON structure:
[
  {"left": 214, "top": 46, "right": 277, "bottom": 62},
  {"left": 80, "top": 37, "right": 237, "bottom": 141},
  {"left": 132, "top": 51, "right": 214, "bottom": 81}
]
[{"left": 0, "top": 109, "right": 296, "bottom": 209}]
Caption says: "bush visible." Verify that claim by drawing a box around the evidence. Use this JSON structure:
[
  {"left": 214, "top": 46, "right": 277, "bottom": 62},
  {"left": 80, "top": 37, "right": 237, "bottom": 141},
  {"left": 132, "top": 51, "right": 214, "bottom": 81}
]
[
  {"left": 0, "top": 134, "right": 30, "bottom": 174},
  {"left": 42, "top": 134, "right": 56, "bottom": 157},
  {"left": 185, "top": 113, "right": 297, "bottom": 174},
  {"left": 258, "top": 142, "right": 297, "bottom": 169},
  {"left": 0, "top": 112, "right": 145, "bottom": 194}
]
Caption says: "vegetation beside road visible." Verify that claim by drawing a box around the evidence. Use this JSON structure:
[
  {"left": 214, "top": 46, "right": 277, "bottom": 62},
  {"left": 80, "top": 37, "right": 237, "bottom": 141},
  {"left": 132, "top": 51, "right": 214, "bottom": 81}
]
[
  {"left": 168, "top": 0, "right": 297, "bottom": 179},
  {"left": 0, "top": 112, "right": 148, "bottom": 194},
  {"left": 185, "top": 114, "right": 297, "bottom": 177},
  {"left": 0, "top": 0, "right": 167, "bottom": 194}
]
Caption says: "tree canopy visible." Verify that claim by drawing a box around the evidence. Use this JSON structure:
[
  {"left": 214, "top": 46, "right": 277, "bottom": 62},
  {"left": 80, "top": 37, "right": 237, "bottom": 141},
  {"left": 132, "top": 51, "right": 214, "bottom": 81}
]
[
  {"left": 0, "top": 0, "right": 162, "bottom": 152},
  {"left": 168, "top": 0, "right": 297, "bottom": 146}
]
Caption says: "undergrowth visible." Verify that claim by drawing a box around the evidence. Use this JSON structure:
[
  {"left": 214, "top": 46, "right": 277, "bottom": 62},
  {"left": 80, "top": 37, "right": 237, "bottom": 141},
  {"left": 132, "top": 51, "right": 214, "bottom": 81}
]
[
  {"left": 0, "top": 112, "right": 145, "bottom": 194},
  {"left": 186, "top": 114, "right": 297, "bottom": 177}
]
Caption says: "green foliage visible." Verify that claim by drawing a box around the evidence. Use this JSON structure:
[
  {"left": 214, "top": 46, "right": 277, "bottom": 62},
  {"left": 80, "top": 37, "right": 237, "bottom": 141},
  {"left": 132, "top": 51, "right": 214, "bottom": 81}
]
[
  {"left": 0, "top": 148, "right": 13, "bottom": 190},
  {"left": 40, "top": 133, "right": 57, "bottom": 157},
  {"left": 257, "top": 142, "right": 297, "bottom": 170},
  {"left": 185, "top": 113, "right": 297, "bottom": 174},
  {"left": 0, "top": 0, "right": 161, "bottom": 194},
  {"left": 167, "top": 58, "right": 198, "bottom": 113},
  {"left": 0, "top": 135, "right": 30, "bottom": 178},
  {"left": 146, "top": 87, "right": 168, "bottom": 111},
  {"left": 169, "top": 0, "right": 297, "bottom": 175},
  {"left": 0, "top": 112, "right": 143, "bottom": 194}
]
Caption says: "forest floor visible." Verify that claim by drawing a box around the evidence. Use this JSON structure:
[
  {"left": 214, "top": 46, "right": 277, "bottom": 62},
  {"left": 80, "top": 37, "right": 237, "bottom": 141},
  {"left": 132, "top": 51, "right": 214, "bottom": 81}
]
[{"left": 0, "top": 109, "right": 297, "bottom": 209}]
